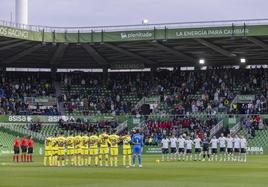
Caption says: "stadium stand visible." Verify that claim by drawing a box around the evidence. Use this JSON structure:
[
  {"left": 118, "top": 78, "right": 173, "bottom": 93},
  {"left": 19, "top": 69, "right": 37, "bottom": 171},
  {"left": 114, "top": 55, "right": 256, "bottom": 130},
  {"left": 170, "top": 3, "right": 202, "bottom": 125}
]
[
  {"left": 0, "top": 72, "right": 59, "bottom": 115},
  {"left": 0, "top": 68, "right": 267, "bottom": 116}
]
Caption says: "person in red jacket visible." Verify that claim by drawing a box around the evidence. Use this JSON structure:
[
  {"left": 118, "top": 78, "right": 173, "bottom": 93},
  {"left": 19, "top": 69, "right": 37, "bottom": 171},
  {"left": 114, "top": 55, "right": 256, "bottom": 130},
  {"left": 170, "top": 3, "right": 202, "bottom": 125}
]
[
  {"left": 21, "top": 136, "right": 28, "bottom": 162},
  {"left": 13, "top": 136, "right": 20, "bottom": 162},
  {"left": 27, "top": 136, "right": 34, "bottom": 162}
]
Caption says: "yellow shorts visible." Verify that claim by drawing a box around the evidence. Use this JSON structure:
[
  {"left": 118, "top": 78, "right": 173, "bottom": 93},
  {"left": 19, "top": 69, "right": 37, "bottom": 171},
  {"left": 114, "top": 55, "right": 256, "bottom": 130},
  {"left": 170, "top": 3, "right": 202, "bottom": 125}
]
[
  {"left": 89, "top": 148, "right": 98, "bottom": 156},
  {"left": 110, "top": 147, "right": 118, "bottom": 156},
  {"left": 82, "top": 147, "right": 89, "bottom": 155},
  {"left": 75, "top": 148, "right": 82, "bottom": 155},
  {"left": 123, "top": 148, "right": 132, "bottom": 155},
  {"left": 67, "top": 147, "right": 75, "bottom": 155},
  {"left": 45, "top": 150, "right": 52, "bottom": 157},
  {"left": 99, "top": 147, "right": 109, "bottom": 155},
  {"left": 58, "top": 148, "right": 65, "bottom": 156},
  {"left": 53, "top": 149, "right": 58, "bottom": 156}
]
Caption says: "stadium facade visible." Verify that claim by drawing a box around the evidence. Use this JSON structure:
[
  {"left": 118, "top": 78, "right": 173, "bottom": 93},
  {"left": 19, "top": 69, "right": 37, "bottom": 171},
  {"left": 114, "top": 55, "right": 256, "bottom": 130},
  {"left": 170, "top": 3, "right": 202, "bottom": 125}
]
[{"left": 0, "top": 19, "right": 268, "bottom": 68}]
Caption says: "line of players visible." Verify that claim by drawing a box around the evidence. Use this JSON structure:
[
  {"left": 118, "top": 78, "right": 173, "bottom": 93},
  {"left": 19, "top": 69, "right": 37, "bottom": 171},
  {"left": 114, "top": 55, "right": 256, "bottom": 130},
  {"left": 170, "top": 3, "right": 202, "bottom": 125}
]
[
  {"left": 13, "top": 136, "right": 34, "bottom": 162},
  {"left": 44, "top": 130, "right": 143, "bottom": 167},
  {"left": 161, "top": 133, "right": 247, "bottom": 162}
]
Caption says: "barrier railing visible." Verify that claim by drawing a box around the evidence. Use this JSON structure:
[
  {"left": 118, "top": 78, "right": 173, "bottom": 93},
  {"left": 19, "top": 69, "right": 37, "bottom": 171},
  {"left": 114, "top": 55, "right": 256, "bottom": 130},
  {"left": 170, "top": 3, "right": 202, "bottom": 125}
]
[
  {"left": 1, "top": 18, "right": 268, "bottom": 33},
  {"left": 210, "top": 120, "right": 224, "bottom": 138},
  {"left": 230, "top": 122, "right": 241, "bottom": 136}
]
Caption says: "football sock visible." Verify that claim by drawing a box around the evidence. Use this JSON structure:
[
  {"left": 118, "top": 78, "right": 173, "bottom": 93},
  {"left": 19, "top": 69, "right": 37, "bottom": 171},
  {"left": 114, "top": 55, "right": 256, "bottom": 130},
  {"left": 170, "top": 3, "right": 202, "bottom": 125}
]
[
  {"left": 61, "top": 159, "right": 65, "bottom": 166},
  {"left": 132, "top": 155, "right": 136, "bottom": 165},
  {"left": 44, "top": 157, "right": 47, "bottom": 166},
  {"left": 123, "top": 155, "right": 126, "bottom": 166},
  {"left": 74, "top": 157, "right": 77, "bottom": 166},
  {"left": 88, "top": 157, "right": 92, "bottom": 165},
  {"left": 49, "top": 157, "right": 52, "bottom": 166},
  {"left": 128, "top": 155, "right": 132, "bottom": 166},
  {"left": 110, "top": 157, "right": 113, "bottom": 166},
  {"left": 138, "top": 155, "right": 141, "bottom": 165},
  {"left": 99, "top": 155, "right": 103, "bottom": 166},
  {"left": 105, "top": 155, "right": 109, "bottom": 166},
  {"left": 95, "top": 156, "right": 98, "bottom": 166},
  {"left": 114, "top": 157, "right": 118, "bottom": 167}
]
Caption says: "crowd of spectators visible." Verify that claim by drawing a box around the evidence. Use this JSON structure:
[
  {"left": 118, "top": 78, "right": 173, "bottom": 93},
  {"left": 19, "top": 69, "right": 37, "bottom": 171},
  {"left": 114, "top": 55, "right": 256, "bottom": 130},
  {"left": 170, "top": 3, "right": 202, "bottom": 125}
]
[
  {"left": 143, "top": 116, "right": 218, "bottom": 146},
  {"left": 0, "top": 67, "right": 267, "bottom": 116},
  {"left": 27, "top": 120, "right": 42, "bottom": 133},
  {"left": 241, "top": 115, "right": 267, "bottom": 138},
  {"left": 60, "top": 72, "right": 154, "bottom": 115},
  {"left": 158, "top": 68, "right": 268, "bottom": 116},
  {"left": 58, "top": 118, "right": 119, "bottom": 134},
  {"left": 0, "top": 72, "right": 58, "bottom": 115},
  {"left": 60, "top": 68, "right": 268, "bottom": 116}
]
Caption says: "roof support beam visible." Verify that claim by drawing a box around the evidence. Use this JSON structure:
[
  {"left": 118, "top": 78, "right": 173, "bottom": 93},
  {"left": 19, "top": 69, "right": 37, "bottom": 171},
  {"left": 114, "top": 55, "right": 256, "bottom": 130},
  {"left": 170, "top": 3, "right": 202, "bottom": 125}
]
[
  {"left": 82, "top": 44, "right": 108, "bottom": 65},
  {"left": 152, "top": 42, "right": 196, "bottom": 63},
  {"left": 0, "top": 41, "right": 32, "bottom": 51},
  {"left": 2, "top": 44, "right": 42, "bottom": 64},
  {"left": 0, "top": 39, "right": 21, "bottom": 45},
  {"left": 50, "top": 44, "right": 67, "bottom": 66},
  {"left": 247, "top": 37, "right": 268, "bottom": 50},
  {"left": 194, "top": 38, "right": 236, "bottom": 57},
  {"left": 104, "top": 43, "right": 156, "bottom": 65}
]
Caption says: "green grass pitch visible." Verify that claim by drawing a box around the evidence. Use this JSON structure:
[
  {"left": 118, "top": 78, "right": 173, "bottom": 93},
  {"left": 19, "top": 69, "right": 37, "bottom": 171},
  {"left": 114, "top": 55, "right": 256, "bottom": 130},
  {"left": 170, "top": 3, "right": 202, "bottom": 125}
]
[{"left": 0, "top": 154, "right": 268, "bottom": 187}]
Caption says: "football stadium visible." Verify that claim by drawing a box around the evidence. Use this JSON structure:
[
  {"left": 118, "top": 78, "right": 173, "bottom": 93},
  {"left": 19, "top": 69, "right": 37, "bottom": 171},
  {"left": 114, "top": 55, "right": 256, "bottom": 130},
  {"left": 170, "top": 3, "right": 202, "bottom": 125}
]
[{"left": 1, "top": 0, "right": 268, "bottom": 187}]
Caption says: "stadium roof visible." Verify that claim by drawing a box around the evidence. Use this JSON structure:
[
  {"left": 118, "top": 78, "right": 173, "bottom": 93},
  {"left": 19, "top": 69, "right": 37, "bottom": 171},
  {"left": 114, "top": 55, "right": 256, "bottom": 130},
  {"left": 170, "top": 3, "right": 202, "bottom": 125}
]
[{"left": 1, "top": 19, "right": 268, "bottom": 69}]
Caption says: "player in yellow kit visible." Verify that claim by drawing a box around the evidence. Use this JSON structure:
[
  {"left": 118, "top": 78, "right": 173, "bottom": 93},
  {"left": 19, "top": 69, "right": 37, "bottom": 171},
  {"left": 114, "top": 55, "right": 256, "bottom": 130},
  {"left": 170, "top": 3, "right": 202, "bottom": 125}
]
[
  {"left": 74, "top": 134, "right": 82, "bottom": 166},
  {"left": 121, "top": 133, "right": 132, "bottom": 167},
  {"left": 81, "top": 132, "right": 89, "bottom": 166},
  {"left": 99, "top": 131, "right": 110, "bottom": 167},
  {"left": 44, "top": 137, "right": 53, "bottom": 166},
  {"left": 57, "top": 133, "right": 66, "bottom": 166},
  {"left": 51, "top": 135, "right": 59, "bottom": 166},
  {"left": 66, "top": 134, "right": 75, "bottom": 166},
  {"left": 89, "top": 133, "right": 99, "bottom": 166},
  {"left": 109, "top": 132, "right": 119, "bottom": 167}
]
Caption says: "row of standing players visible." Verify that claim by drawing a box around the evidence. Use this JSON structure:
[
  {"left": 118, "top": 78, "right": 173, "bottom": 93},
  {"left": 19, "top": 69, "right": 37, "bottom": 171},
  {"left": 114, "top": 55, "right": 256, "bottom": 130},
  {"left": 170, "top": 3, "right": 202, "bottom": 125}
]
[
  {"left": 13, "top": 136, "right": 34, "bottom": 162},
  {"left": 161, "top": 133, "right": 247, "bottom": 162},
  {"left": 44, "top": 130, "right": 144, "bottom": 167}
]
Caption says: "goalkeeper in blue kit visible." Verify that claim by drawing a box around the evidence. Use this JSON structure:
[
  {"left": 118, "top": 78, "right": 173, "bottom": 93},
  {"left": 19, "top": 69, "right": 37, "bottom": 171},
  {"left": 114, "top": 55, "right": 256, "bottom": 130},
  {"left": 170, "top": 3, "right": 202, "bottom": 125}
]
[{"left": 131, "top": 130, "right": 143, "bottom": 168}]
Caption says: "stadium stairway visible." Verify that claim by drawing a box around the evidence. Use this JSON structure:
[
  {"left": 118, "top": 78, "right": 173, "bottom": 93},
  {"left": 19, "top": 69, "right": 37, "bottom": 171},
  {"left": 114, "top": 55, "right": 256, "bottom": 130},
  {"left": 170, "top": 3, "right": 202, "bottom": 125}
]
[{"left": 54, "top": 81, "right": 65, "bottom": 114}]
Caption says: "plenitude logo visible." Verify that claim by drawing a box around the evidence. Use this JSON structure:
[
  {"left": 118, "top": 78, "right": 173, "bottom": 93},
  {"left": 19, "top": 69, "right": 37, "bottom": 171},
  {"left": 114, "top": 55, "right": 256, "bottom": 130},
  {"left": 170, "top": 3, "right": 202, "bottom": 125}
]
[
  {"left": 120, "top": 31, "right": 153, "bottom": 40},
  {"left": 0, "top": 26, "right": 29, "bottom": 39}
]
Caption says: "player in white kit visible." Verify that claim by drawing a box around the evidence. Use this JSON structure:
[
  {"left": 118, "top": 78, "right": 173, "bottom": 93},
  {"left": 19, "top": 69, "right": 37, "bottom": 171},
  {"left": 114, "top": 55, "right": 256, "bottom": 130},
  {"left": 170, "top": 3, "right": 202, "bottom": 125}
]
[
  {"left": 233, "top": 135, "right": 241, "bottom": 162},
  {"left": 218, "top": 133, "right": 226, "bottom": 161},
  {"left": 161, "top": 136, "right": 170, "bottom": 161},
  {"left": 193, "top": 135, "right": 202, "bottom": 161},
  {"left": 185, "top": 136, "right": 193, "bottom": 161},
  {"left": 210, "top": 136, "right": 218, "bottom": 161},
  {"left": 177, "top": 135, "right": 185, "bottom": 161},
  {"left": 169, "top": 135, "right": 178, "bottom": 160},
  {"left": 240, "top": 135, "right": 247, "bottom": 162},
  {"left": 226, "top": 134, "right": 234, "bottom": 161}
]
